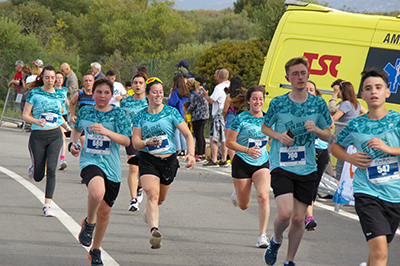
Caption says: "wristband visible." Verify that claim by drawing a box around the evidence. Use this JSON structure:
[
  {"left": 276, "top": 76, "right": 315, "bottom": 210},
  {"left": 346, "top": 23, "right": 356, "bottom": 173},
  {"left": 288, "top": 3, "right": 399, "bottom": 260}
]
[
  {"left": 68, "top": 142, "right": 81, "bottom": 152},
  {"left": 188, "top": 153, "right": 195, "bottom": 157}
]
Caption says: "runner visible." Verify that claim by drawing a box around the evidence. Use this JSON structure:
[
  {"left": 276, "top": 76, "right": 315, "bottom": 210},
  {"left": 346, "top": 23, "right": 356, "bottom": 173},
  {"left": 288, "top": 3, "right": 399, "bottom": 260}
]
[
  {"left": 69, "top": 78, "right": 131, "bottom": 266},
  {"left": 23, "top": 65, "right": 71, "bottom": 217},
  {"left": 304, "top": 81, "right": 332, "bottom": 230},
  {"left": 120, "top": 72, "right": 148, "bottom": 212},
  {"left": 262, "top": 57, "right": 332, "bottom": 266},
  {"left": 226, "top": 85, "right": 271, "bottom": 248},
  {"left": 131, "top": 77, "right": 195, "bottom": 249},
  {"left": 331, "top": 69, "right": 400, "bottom": 266},
  {"left": 55, "top": 71, "right": 69, "bottom": 170}
]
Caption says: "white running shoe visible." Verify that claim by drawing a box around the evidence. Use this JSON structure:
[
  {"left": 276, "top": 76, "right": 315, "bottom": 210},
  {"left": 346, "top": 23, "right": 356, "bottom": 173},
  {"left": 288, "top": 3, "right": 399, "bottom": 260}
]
[
  {"left": 256, "top": 233, "right": 270, "bottom": 248},
  {"left": 222, "top": 164, "right": 232, "bottom": 173},
  {"left": 359, "top": 263, "right": 367, "bottom": 266},
  {"left": 137, "top": 187, "right": 144, "bottom": 203},
  {"left": 128, "top": 198, "right": 139, "bottom": 212},
  {"left": 43, "top": 205, "right": 55, "bottom": 217},
  {"left": 59, "top": 160, "right": 68, "bottom": 170},
  {"left": 27, "top": 165, "right": 34, "bottom": 179},
  {"left": 231, "top": 190, "right": 237, "bottom": 207}
]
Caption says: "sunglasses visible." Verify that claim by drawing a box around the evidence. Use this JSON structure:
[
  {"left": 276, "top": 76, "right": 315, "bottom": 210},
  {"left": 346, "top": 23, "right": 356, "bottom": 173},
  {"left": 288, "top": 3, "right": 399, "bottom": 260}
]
[{"left": 146, "top": 77, "right": 163, "bottom": 85}]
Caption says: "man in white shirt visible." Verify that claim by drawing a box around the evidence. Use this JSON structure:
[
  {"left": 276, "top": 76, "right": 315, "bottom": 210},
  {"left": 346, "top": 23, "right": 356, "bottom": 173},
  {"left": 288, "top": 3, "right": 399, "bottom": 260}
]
[
  {"left": 106, "top": 70, "right": 126, "bottom": 107},
  {"left": 202, "top": 68, "right": 230, "bottom": 167}
]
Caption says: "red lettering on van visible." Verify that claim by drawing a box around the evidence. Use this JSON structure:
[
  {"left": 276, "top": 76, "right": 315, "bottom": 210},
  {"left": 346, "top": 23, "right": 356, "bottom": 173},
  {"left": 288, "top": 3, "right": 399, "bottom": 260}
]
[{"left": 303, "top": 53, "right": 341, "bottom": 77}]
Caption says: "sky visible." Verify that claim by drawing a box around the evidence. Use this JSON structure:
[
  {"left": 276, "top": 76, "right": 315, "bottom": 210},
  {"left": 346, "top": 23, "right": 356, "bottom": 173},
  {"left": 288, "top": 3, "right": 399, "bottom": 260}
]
[{"left": 173, "top": 0, "right": 400, "bottom": 13}]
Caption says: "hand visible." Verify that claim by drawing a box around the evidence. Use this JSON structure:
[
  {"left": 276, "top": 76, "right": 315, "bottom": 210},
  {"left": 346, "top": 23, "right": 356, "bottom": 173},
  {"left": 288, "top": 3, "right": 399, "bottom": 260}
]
[
  {"left": 247, "top": 146, "right": 262, "bottom": 159},
  {"left": 89, "top": 123, "right": 108, "bottom": 135},
  {"left": 70, "top": 145, "right": 81, "bottom": 157},
  {"left": 184, "top": 154, "right": 196, "bottom": 169},
  {"left": 279, "top": 131, "right": 294, "bottom": 147},
  {"left": 305, "top": 120, "right": 318, "bottom": 134},
  {"left": 348, "top": 152, "right": 372, "bottom": 169},
  {"left": 332, "top": 85, "right": 340, "bottom": 97},
  {"left": 366, "top": 138, "right": 391, "bottom": 154},
  {"left": 145, "top": 136, "right": 162, "bottom": 146},
  {"left": 70, "top": 116, "right": 77, "bottom": 123},
  {"left": 37, "top": 118, "right": 47, "bottom": 127},
  {"left": 201, "top": 88, "right": 209, "bottom": 97}
]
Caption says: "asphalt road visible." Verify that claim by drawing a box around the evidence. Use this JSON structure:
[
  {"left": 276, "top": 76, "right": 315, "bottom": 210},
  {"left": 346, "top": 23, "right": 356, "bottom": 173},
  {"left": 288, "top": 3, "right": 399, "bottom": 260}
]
[{"left": 0, "top": 123, "right": 399, "bottom": 266}]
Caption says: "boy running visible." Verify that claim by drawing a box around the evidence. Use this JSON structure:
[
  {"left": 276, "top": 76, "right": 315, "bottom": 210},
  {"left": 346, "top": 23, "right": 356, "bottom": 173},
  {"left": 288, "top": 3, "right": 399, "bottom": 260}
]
[
  {"left": 262, "top": 57, "right": 332, "bottom": 266},
  {"left": 332, "top": 69, "right": 400, "bottom": 266}
]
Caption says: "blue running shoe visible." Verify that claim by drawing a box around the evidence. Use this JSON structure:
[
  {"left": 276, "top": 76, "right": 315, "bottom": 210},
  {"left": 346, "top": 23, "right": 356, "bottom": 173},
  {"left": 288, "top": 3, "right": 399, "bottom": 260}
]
[
  {"left": 263, "top": 235, "right": 282, "bottom": 265},
  {"left": 284, "top": 261, "right": 296, "bottom": 266}
]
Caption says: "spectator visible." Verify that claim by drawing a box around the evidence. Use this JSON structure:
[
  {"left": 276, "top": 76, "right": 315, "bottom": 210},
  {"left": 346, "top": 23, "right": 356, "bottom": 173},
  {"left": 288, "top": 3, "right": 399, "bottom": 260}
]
[
  {"left": 175, "top": 67, "right": 188, "bottom": 82},
  {"left": 8, "top": 60, "right": 24, "bottom": 121},
  {"left": 32, "top": 59, "right": 43, "bottom": 72},
  {"left": 106, "top": 70, "right": 126, "bottom": 107},
  {"left": 328, "top": 79, "right": 344, "bottom": 115},
  {"left": 90, "top": 62, "right": 105, "bottom": 80},
  {"left": 186, "top": 76, "right": 209, "bottom": 162},
  {"left": 202, "top": 68, "right": 230, "bottom": 167},
  {"left": 176, "top": 60, "right": 195, "bottom": 79},
  {"left": 125, "top": 81, "right": 133, "bottom": 96},
  {"left": 187, "top": 78, "right": 196, "bottom": 102},
  {"left": 168, "top": 74, "right": 190, "bottom": 156},
  {"left": 60, "top": 63, "right": 79, "bottom": 100},
  {"left": 331, "top": 80, "right": 367, "bottom": 181}
]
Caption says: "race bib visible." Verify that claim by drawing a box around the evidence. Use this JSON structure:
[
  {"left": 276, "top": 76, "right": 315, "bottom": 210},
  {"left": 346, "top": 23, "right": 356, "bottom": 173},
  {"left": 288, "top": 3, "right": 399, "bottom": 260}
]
[
  {"left": 40, "top": 112, "right": 58, "bottom": 127},
  {"left": 148, "top": 135, "right": 170, "bottom": 154},
  {"left": 367, "top": 157, "right": 399, "bottom": 184},
  {"left": 86, "top": 134, "right": 111, "bottom": 155},
  {"left": 279, "top": 146, "right": 306, "bottom": 166},
  {"left": 15, "top": 93, "right": 23, "bottom": 103},
  {"left": 248, "top": 137, "right": 269, "bottom": 150}
]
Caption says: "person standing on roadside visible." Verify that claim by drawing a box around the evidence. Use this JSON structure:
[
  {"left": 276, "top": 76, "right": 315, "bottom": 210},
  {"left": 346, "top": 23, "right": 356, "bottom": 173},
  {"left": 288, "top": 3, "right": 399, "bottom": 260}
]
[
  {"left": 202, "top": 68, "right": 230, "bottom": 167},
  {"left": 60, "top": 63, "right": 79, "bottom": 100},
  {"left": 262, "top": 57, "right": 332, "bottom": 266}
]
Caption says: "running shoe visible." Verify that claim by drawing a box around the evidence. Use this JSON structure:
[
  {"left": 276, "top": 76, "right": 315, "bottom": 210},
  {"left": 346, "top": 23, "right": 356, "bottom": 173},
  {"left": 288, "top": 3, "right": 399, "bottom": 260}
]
[
  {"left": 263, "top": 235, "right": 282, "bottom": 265},
  {"left": 59, "top": 160, "right": 68, "bottom": 170},
  {"left": 256, "top": 233, "right": 269, "bottom": 248},
  {"left": 283, "top": 261, "right": 296, "bottom": 266},
  {"left": 137, "top": 187, "right": 144, "bottom": 203},
  {"left": 305, "top": 216, "right": 317, "bottom": 231},
  {"left": 203, "top": 160, "right": 219, "bottom": 167},
  {"left": 230, "top": 190, "right": 237, "bottom": 207},
  {"left": 128, "top": 198, "right": 139, "bottom": 212},
  {"left": 150, "top": 228, "right": 162, "bottom": 249},
  {"left": 88, "top": 249, "right": 103, "bottom": 266},
  {"left": 222, "top": 164, "right": 232, "bottom": 173},
  {"left": 79, "top": 217, "right": 96, "bottom": 247},
  {"left": 359, "top": 263, "right": 367, "bottom": 266},
  {"left": 27, "top": 165, "right": 34, "bottom": 179},
  {"left": 43, "top": 205, "right": 55, "bottom": 217}
]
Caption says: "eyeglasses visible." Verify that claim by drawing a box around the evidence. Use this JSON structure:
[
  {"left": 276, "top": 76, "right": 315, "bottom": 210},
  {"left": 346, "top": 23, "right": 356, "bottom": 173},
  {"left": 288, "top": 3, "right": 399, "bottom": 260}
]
[
  {"left": 146, "top": 77, "right": 163, "bottom": 85},
  {"left": 290, "top": 71, "right": 308, "bottom": 77}
]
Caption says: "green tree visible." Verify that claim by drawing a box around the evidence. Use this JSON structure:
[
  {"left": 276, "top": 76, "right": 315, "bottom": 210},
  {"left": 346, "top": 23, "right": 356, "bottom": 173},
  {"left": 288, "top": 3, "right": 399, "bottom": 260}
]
[
  {"left": 233, "top": 0, "right": 266, "bottom": 19},
  {"left": 195, "top": 39, "right": 270, "bottom": 90},
  {"left": 10, "top": 0, "right": 96, "bottom": 16},
  {"left": 0, "top": 17, "right": 42, "bottom": 51}
]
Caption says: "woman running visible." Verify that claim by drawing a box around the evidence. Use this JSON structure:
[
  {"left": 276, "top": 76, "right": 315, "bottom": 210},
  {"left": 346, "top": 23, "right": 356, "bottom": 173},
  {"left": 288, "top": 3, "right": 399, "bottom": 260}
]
[
  {"left": 226, "top": 85, "right": 271, "bottom": 248},
  {"left": 132, "top": 77, "right": 195, "bottom": 249},
  {"left": 23, "top": 65, "right": 71, "bottom": 217},
  {"left": 69, "top": 78, "right": 131, "bottom": 266}
]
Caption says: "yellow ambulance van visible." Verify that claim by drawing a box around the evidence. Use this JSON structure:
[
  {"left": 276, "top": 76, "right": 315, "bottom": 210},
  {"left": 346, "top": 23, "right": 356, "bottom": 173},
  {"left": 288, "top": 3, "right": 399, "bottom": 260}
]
[{"left": 259, "top": 1, "right": 400, "bottom": 110}]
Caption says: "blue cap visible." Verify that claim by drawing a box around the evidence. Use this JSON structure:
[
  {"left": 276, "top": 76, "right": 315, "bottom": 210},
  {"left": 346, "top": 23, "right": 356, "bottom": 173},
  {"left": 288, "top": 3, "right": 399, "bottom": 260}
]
[{"left": 176, "top": 60, "right": 189, "bottom": 68}]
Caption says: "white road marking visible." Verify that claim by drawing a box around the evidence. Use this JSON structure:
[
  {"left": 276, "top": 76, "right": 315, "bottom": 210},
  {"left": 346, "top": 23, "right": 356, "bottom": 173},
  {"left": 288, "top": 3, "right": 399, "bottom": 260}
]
[{"left": 0, "top": 166, "right": 120, "bottom": 266}]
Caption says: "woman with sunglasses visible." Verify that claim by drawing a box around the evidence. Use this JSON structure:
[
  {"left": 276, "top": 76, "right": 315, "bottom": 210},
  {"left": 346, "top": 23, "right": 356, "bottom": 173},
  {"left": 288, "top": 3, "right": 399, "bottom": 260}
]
[
  {"left": 69, "top": 78, "right": 131, "bottom": 265},
  {"left": 331, "top": 80, "right": 367, "bottom": 181},
  {"left": 132, "top": 77, "right": 195, "bottom": 249},
  {"left": 23, "top": 65, "right": 71, "bottom": 217}
]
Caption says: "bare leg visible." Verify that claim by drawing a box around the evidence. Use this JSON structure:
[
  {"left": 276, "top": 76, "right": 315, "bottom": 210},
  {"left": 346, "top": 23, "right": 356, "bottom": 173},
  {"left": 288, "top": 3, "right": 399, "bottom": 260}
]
[
  {"left": 367, "top": 236, "right": 389, "bottom": 266},
  {"left": 286, "top": 198, "right": 308, "bottom": 262}
]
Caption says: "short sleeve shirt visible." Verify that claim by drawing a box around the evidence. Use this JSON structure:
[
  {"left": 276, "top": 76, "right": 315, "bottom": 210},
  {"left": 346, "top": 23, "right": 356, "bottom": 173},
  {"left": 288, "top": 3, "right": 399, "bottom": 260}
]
[
  {"left": 338, "top": 100, "right": 361, "bottom": 124},
  {"left": 335, "top": 110, "right": 400, "bottom": 203},
  {"left": 26, "top": 87, "right": 64, "bottom": 130},
  {"left": 131, "top": 105, "right": 184, "bottom": 154},
  {"left": 263, "top": 93, "right": 332, "bottom": 175},
  {"left": 56, "top": 87, "right": 68, "bottom": 115},
  {"left": 120, "top": 96, "right": 148, "bottom": 119},
  {"left": 210, "top": 81, "right": 229, "bottom": 116},
  {"left": 230, "top": 110, "right": 269, "bottom": 166},
  {"left": 74, "top": 105, "right": 132, "bottom": 183},
  {"left": 108, "top": 82, "right": 127, "bottom": 107}
]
